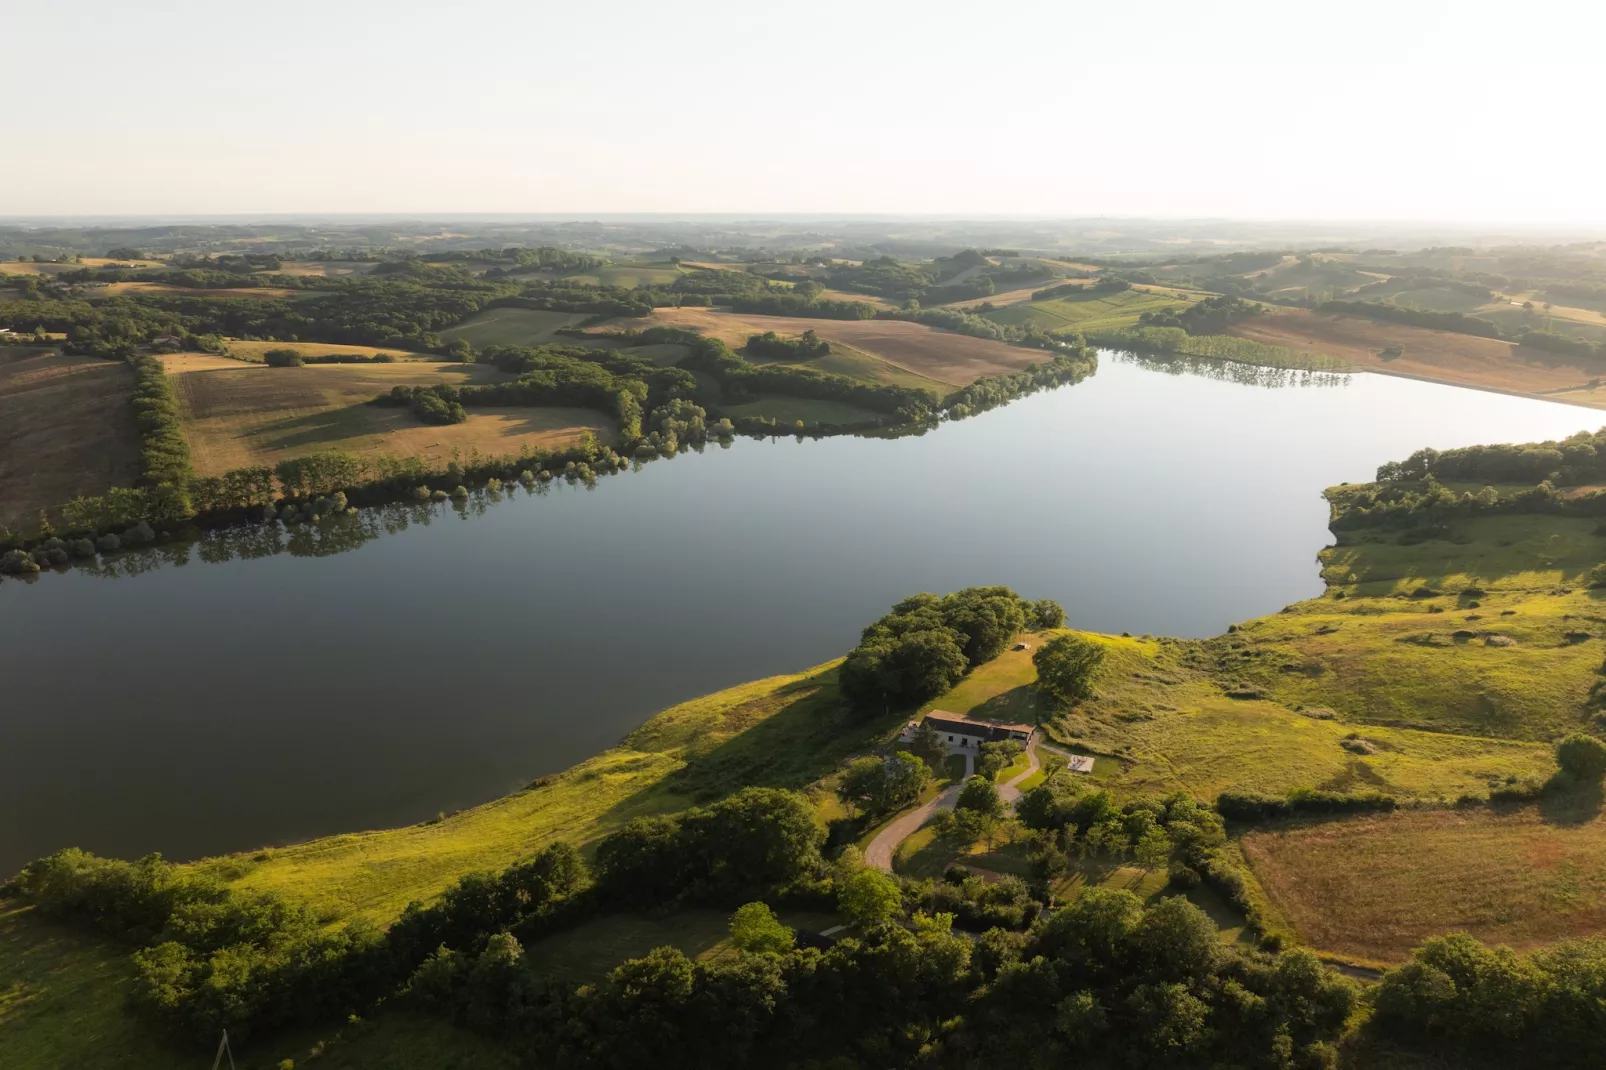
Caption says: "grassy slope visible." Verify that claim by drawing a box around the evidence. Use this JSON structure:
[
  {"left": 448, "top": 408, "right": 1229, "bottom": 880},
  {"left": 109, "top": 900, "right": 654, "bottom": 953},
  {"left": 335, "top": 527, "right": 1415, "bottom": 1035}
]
[
  {"left": 985, "top": 289, "right": 1190, "bottom": 334},
  {"left": 222, "top": 662, "right": 901, "bottom": 925}
]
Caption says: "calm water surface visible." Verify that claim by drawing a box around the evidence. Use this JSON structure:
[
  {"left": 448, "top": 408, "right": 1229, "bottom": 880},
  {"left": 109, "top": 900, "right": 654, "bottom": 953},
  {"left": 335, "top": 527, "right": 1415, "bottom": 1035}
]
[{"left": 1, "top": 354, "right": 1596, "bottom": 873}]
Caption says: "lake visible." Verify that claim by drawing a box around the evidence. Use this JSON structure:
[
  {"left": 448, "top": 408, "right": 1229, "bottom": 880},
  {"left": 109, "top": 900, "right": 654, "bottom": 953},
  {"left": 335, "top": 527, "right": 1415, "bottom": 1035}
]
[{"left": 1, "top": 354, "right": 1596, "bottom": 875}]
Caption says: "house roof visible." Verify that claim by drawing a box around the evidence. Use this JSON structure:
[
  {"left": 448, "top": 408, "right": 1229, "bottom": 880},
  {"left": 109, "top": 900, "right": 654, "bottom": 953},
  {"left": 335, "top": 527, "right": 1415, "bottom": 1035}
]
[{"left": 922, "top": 711, "right": 1034, "bottom": 741}]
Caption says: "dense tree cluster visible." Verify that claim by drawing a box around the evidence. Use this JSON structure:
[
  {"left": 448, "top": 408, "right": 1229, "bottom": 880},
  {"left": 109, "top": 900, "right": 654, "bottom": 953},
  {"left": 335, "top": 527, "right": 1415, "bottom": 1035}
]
[
  {"left": 591, "top": 787, "right": 825, "bottom": 909},
  {"left": 407, "top": 885, "right": 1355, "bottom": 1069},
  {"left": 838, "top": 588, "right": 1065, "bottom": 711},
  {"left": 1318, "top": 299, "right": 1504, "bottom": 338},
  {"left": 1371, "top": 933, "right": 1606, "bottom": 1067},
  {"left": 1138, "top": 294, "right": 1264, "bottom": 334},
  {"left": 385, "top": 383, "right": 468, "bottom": 424},
  {"left": 836, "top": 752, "right": 932, "bottom": 816}
]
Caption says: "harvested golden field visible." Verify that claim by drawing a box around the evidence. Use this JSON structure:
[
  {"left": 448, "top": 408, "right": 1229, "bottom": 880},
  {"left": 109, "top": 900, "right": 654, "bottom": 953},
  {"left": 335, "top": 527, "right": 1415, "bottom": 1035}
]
[
  {"left": 101, "top": 282, "right": 299, "bottom": 299},
  {"left": 625, "top": 307, "right": 1040, "bottom": 386},
  {"left": 0, "top": 257, "right": 161, "bottom": 275},
  {"left": 1242, "top": 799, "right": 1606, "bottom": 964},
  {"left": 1227, "top": 309, "right": 1606, "bottom": 406},
  {"left": 224, "top": 339, "right": 418, "bottom": 362},
  {"left": 160, "top": 358, "right": 613, "bottom": 475},
  {"left": 0, "top": 348, "right": 141, "bottom": 528}
]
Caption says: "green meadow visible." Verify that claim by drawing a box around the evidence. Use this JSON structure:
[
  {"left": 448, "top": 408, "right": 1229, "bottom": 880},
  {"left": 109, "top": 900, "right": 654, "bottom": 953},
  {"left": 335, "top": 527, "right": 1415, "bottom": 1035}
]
[{"left": 985, "top": 288, "right": 1191, "bottom": 334}]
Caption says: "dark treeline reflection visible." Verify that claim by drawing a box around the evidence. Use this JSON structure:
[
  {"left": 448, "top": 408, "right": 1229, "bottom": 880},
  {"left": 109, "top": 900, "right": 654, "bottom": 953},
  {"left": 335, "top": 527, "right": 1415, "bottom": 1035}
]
[
  {"left": 1111, "top": 349, "right": 1352, "bottom": 391},
  {"left": 11, "top": 478, "right": 600, "bottom": 584}
]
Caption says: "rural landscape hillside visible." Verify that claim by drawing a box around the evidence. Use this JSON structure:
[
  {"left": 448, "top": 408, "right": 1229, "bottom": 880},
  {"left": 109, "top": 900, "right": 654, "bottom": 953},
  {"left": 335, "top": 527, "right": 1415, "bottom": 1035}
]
[
  {"left": 6, "top": 1, "right": 1606, "bottom": 1064},
  {"left": 7, "top": 218, "right": 1606, "bottom": 1068}
]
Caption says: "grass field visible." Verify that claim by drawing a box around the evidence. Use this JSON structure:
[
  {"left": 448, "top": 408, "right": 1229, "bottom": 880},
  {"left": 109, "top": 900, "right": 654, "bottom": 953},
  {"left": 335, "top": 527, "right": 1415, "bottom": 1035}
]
[
  {"left": 627, "top": 307, "right": 1041, "bottom": 386},
  {"left": 1242, "top": 795, "right": 1606, "bottom": 963},
  {"left": 561, "top": 263, "right": 682, "bottom": 288},
  {"left": 216, "top": 662, "right": 902, "bottom": 924},
  {"left": 439, "top": 307, "right": 593, "bottom": 348},
  {"left": 1226, "top": 309, "right": 1606, "bottom": 406},
  {"left": 0, "top": 348, "right": 140, "bottom": 529},
  {"left": 921, "top": 627, "right": 1553, "bottom": 803},
  {"left": 523, "top": 908, "right": 840, "bottom": 983},
  {"left": 720, "top": 395, "right": 889, "bottom": 425},
  {"left": 224, "top": 339, "right": 418, "bottom": 362},
  {"left": 160, "top": 357, "right": 613, "bottom": 476},
  {"left": 270, "top": 261, "right": 378, "bottom": 278},
  {"left": 985, "top": 288, "right": 1193, "bottom": 334}
]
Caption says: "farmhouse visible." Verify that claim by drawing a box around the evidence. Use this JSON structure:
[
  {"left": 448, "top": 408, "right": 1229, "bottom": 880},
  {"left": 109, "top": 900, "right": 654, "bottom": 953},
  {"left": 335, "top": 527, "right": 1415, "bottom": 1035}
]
[{"left": 909, "top": 711, "right": 1035, "bottom": 748}]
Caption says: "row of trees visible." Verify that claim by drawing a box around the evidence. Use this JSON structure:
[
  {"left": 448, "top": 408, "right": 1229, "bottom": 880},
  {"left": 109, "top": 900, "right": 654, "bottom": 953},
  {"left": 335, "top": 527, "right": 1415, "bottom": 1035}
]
[
  {"left": 404, "top": 881, "right": 1357, "bottom": 1068},
  {"left": 1376, "top": 431, "right": 1606, "bottom": 488}
]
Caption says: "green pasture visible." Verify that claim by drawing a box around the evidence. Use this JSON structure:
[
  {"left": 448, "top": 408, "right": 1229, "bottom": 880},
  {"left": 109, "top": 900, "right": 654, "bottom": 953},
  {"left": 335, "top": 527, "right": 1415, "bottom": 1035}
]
[
  {"left": 985, "top": 289, "right": 1190, "bottom": 334},
  {"left": 439, "top": 307, "right": 592, "bottom": 348}
]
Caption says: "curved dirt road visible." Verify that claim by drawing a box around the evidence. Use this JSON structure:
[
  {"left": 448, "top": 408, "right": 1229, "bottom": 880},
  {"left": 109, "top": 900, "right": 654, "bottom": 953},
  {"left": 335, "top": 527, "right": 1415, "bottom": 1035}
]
[{"left": 866, "top": 739, "right": 1042, "bottom": 873}]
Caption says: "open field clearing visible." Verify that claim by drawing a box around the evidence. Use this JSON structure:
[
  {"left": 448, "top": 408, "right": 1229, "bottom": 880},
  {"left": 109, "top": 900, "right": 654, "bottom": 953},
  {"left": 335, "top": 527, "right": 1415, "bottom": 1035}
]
[
  {"left": 0, "top": 348, "right": 140, "bottom": 528},
  {"left": 1478, "top": 304, "right": 1606, "bottom": 343},
  {"left": 562, "top": 263, "right": 682, "bottom": 288},
  {"left": 926, "top": 628, "right": 1552, "bottom": 801},
  {"left": 720, "top": 395, "right": 889, "bottom": 425},
  {"left": 268, "top": 260, "right": 378, "bottom": 277},
  {"left": 986, "top": 288, "right": 1192, "bottom": 334},
  {"left": 440, "top": 307, "right": 592, "bottom": 348},
  {"left": 626, "top": 306, "right": 1042, "bottom": 385},
  {"left": 224, "top": 338, "right": 418, "bottom": 362},
  {"left": 100, "top": 282, "right": 301, "bottom": 299},
  {"left": 1227, "top": 309, "right": 1606, "bottom": 405},
  {"left": 1241, "top": 800, "right": 1606, "bottom": 963},
  {"left": 160, "top": 358, "right": 611, "bottom": 474},
  {"left": 524, "top": 908, "right": 840, "bottom": 983}
]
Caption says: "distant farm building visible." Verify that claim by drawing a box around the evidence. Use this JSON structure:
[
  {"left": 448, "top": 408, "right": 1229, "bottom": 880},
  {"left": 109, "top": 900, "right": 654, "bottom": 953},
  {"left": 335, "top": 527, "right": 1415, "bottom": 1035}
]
[{"left": 906, "top": 711, "right": 1035, "bottom": 749}]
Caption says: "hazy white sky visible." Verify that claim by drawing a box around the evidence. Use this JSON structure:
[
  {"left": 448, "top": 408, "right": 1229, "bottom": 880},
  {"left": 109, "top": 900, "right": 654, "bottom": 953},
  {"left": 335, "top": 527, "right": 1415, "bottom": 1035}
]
[{"left": 4, "top": 0, "right": 1602, "bottom": 221}]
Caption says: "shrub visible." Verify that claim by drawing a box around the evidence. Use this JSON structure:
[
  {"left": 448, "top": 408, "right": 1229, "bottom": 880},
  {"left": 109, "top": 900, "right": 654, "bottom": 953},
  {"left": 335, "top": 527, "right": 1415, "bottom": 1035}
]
[
  {"left": 1556, "top": 733, "right": 1606, "bottom": 781},
  {"left": 263, "top": 348, "right": 305, "bottom": 367}
]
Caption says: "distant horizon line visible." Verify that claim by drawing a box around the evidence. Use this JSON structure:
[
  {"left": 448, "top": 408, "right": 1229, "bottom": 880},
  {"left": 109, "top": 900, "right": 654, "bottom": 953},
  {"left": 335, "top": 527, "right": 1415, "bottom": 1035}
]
[{"left": 1, "top": 212, "right": 1604, "bottom": 231}]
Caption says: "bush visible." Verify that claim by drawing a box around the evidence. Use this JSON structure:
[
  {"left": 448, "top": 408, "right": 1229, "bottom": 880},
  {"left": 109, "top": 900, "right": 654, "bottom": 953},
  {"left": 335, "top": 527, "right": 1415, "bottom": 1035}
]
[
  {"left": 263, "top": 348, "right": 305, "bottom": 367},
  {"left": 1556, "top": 733, "right": 1606, "bottom": 781}
]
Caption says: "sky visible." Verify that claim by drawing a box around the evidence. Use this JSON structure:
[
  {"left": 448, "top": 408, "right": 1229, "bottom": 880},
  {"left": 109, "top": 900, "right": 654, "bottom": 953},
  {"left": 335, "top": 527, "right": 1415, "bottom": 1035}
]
[{"left": 4, "top": 0, "right": 1603, "bottom": 222}]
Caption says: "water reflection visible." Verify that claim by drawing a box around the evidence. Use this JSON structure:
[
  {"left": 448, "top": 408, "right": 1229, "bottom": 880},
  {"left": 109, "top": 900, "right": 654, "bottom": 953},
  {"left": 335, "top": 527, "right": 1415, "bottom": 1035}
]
[{"left": 1110, "top": 348, "right": 1352, "bottom": 390}]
